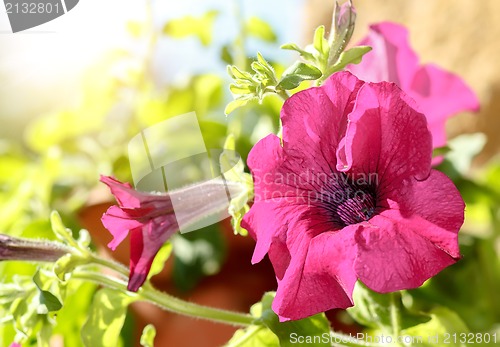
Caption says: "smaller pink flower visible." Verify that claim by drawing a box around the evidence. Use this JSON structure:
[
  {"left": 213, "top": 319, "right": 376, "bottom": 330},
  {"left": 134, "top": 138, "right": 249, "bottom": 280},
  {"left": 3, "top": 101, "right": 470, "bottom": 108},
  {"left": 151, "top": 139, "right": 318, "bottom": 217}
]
[
  {"left": 10, "top": 343, "right": 22, "bottom": 347},
  {"left": 100, "top": 175, "right": 179, "bottom": 292},
  {"left": 348, "top": 22, "right": 479, "bottom": 149},
  {"left": 100, "top": 175, "right": 243, "bottom": 291}
]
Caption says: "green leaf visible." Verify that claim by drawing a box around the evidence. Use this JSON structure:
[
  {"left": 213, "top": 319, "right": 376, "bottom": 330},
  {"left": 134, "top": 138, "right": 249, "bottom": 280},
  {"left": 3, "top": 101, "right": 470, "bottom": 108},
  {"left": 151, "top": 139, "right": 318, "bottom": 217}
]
[
  {"left": 330, "top": 46, "right": 372, "bottom": 72},
  {"left": 81, "top": 288, "right": 132, "bottom": 347},
  {"left": 220, "top": 134, "right": 253, "bottom": 236},
  {"left": 52, "top": 282, "right": 97, "bottom": 347},
  {"left": 50, "top": 211, "right": 78, "bottom": 248},
  {"left": 36, "top": 290, "right": 62, "bottom": 314},
  {"left": 280, "top": 43, "right": 315, "bottom": 62},
  {"left": 259, "top": 292, "right": 331, "bottom": 347},
  {"left": 163, "top": 10, "right": 219, "bottom": 46},
  {"left": 313, "top": 25, "right": 328, "bottom": 56},
  {"left": 33, "top": 270, "right": 63, "bottom": 313},
  {"left": 225, "top": 97, "right": 256, "bottom": 116},
  {"left": 225, "top": 325, "right": 279, "bottom": 347},
  {"left": 245, "top": 17, "right": 277, "bottom": 42},
  {"left": 401, "top": 307, "right": 469, "bottom": 347},
  {"left": 433, "top": 146, "right": 452, "bottom": 158},
  {"left": 37, "top": 316, "right": 53, "bottom": 347},
  {"left": 147, "top": 242, "right": 172, "bottom": 281},
  {"left": 252, "top": 52, "right": 276, "bottom": 80},
  {"left": 140, "top": 324, "right": 156, "bottom": 347},
  {"left": 0, "top": 283, "right": 25, "bottom": 305},
  {"left": 227, "top": 65, "right": 253, "bottom": 80},
  {"left": 221, "top": 45, "right": 233, "bottom": 65},
  {"left": 53, "top": 253, "right": 86, "bottom": 282},
  {"left": 278, "top": 62, "right": 322, "bottom": 90},
  {"left": 347, "top": 282, "right": 429, "bottom": 332},
  {"left": 230, "top": 83, "right": 254, "bottom": 95}
]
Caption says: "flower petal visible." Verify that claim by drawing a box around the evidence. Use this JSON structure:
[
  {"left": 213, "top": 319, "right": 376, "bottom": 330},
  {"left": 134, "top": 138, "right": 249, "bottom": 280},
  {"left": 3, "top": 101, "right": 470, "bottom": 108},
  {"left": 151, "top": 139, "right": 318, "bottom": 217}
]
[
  {"left": 242, "top": 200, "right": 330, "bottom": 267},
  {"left": 281, "top": 72, "right": 363, "bottom": 175},
  {"left": 101, "top": 206, "right": 142, "bottom": 250},
  {"left": 393, "top": 170, "right": 464, "bottom": 258},
  {"left": 273, "top": 228, "right": 358, "bottom": 321},
  {"left": 100, "top": 175, "right": 143, "bottom": 208},
  {"left": 127, "top": 214, "right": 178, "bottom": 292},
  {"left": 409, "top": 64, "right": 480, "bottom": 148},
  {"left": 337, "top": 82, "right": 432, "bottom": 191},
  {"left": 100, "top": 175, "right": 172, "bottom": 211},
  {"left": 355, "top": 212, "right": 457, "bottom": 293},
  {"left": 348, "top": 22, "right": 419, "bottom": 87}
]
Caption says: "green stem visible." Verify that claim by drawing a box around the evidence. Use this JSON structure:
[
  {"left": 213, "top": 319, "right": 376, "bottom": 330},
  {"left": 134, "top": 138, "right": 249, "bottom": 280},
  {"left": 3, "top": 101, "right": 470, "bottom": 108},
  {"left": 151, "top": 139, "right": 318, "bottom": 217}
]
[
  {"left": 138, "top": 285, "right": 254, "bottom": 327},
  {"left": 276, "top": 89, "right": 290, "bottom": 101},
  {"left": 233, "top": 0, "right": 247, "bottom": 70},
  {"left": 88, "top": 254, "right": 129, "bottom": 278},
  {"left": 389, "top": 292, "right": 402, "bottom": 345},
  {"left": 72, "top": 270, "right": 132, "bottom": 294},
  {"left": 316, "top": 66, "right": 336, "bottom": 86},
  {"left": 72, "top": 264, "right": 254, "bottom": 327}
]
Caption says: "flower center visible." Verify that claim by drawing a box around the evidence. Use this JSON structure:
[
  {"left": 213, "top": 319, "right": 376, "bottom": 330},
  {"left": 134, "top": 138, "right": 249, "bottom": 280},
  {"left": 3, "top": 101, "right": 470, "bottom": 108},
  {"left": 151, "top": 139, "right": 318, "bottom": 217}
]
[{"left": 319, "top": 173, "right": 377, "bottom": 228}]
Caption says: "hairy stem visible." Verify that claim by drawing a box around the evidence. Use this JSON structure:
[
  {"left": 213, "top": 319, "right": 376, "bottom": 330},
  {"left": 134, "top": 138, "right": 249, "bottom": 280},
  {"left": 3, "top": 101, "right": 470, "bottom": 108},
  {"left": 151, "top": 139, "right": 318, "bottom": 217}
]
[
  {"left": 389, "top": 292, "right": 402, "bottom": 345},
  {"left": 73, "top": 259, "right": 254, "bottom": 327}
]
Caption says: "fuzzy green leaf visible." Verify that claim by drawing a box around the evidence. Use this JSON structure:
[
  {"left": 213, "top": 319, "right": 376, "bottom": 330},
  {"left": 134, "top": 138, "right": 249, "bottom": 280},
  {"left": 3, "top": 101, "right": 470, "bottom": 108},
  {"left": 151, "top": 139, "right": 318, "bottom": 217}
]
[
  {"left": 401, "top": 307, "right": 469, "bottom": 347},
  {"left": 278, "top": 62, "right": 322, "bottom": 90},
  {"left": 50, "top": 211, "right": 78, "bottom": 248},
  {"left": 313, "top": 26, "right": 328, "bottom": 56},
  {"left": 81, "top": 288, "right": 132, "bottom": 347},
  {"left": 257, "top": 293, "right": 331, "bottom": 347},
  {"left": 147, "top": 242, "right": 172, "bottom": 280},
  {"left": 220, "top": 134, "right": 253, "bottom": 236},
  {"left": 33, "top": 270, "right": 63, "bottom": 313},
  {"left": 140, "top": 324, "right": 157, "bottom": 347},
  {"left": 331, "top": 46, "right": 372, "bottom": 72},
  {"left": 280, "top": 43, "right": 315, "bottom": 62},
  {"left": 225, "top": 97, "right": 256, "bottom": 115},
  {"left": 347, "top": 282, "right": 429, "bottom": 332},
  {"left": 225, "top": 325, "right": 279, "bottom": 347}
]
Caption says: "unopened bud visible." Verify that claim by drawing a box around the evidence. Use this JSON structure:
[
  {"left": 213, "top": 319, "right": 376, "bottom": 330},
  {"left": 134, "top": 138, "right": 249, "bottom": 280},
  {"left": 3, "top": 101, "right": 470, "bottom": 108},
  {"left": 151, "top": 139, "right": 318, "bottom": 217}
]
[{"left": 328, "top": 0, "right": 357, "bottom": 65}]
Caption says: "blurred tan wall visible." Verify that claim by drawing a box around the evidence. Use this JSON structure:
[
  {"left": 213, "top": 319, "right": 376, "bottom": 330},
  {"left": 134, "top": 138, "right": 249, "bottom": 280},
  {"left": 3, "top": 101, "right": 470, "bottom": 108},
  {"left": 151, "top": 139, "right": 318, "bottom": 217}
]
[{"left": 305, "top": 0, "right": 500, "bottom": 163}]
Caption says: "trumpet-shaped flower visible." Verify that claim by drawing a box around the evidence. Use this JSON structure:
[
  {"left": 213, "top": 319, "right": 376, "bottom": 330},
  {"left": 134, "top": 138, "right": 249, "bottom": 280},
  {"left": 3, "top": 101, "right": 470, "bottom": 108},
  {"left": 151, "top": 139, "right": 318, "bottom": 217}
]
[
  {"left": 241, "top": 72, "right": 464, "bottom": 321},
  {"left": 100, "top": 175, "right": 244, "bottom": 291},
  {"left": 348, "top": 22, "right": 479, "bottom": 149},
  {"left": 100, "top": 175, "right": 179, "bottom": 291}
]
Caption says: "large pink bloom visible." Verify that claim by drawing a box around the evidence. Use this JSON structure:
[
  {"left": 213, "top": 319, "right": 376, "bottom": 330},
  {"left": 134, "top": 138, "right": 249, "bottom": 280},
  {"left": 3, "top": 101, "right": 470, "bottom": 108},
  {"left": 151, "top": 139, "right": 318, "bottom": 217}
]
[
  {"left": 100, "top": 175, "right": 178, "bottom": 292},
  {"left": 241, "top": 72, "right": 464, "bottom": 321},
  {"left": 348, "top": 22, "right": 479, "bottom": 149}
]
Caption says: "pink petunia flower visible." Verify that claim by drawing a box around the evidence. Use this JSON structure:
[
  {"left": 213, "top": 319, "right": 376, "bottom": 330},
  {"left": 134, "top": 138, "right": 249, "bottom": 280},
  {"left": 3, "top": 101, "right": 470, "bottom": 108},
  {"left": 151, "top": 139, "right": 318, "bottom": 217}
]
[
  {"left": 348, "top": 22, "right": 479, "bottom": 149},
  {"left": 10, "top": 343, "right": 21, "bottom": 347},
  {"left": 241, "top": 72, "right": 464, "bottom": 321},
  {"left": 100, "top": 175, "right": 179, "bottom": 292},
  {"left": 100, "top": 175, "right": 244, "bottom": 291}
]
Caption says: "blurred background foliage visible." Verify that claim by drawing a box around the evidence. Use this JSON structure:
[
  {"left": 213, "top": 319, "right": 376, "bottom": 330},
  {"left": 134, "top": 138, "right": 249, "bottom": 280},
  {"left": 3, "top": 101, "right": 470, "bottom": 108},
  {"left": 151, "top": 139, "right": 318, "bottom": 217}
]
[{"left": 0, "top": 0, "right": 499, "bottom": 346}]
